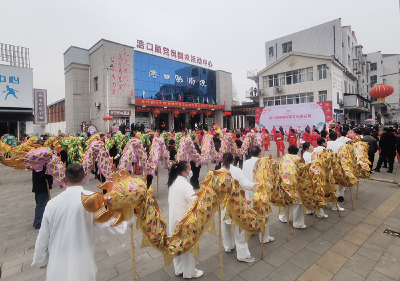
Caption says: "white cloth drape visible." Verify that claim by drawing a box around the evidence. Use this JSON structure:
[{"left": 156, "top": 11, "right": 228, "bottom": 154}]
[
  {"left": 32, "top": 186, "right": 127, "bottom": 281},
  {"left": 168, "top": 176, "right": 197, "bottom": 278}
]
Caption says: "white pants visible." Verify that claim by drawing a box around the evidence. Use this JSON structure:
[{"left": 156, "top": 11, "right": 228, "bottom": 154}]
[
  {"left": 336, "top": 185, "right": 345, "bottom": 197},
  {"left": 221, "top": 221, "right": 251, "bottom": 259},
  {"left": 259, "top": 223, "right": 272, "bottom": 243},
  {"left": 279, "top": 204, "right": 305, "bottom": 228},
  {"left": 173, "top": 252, "right": 197, "bottom": 278}
]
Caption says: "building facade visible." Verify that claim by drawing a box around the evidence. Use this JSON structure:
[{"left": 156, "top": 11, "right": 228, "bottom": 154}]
[
  {"left": 248, "top": 19, "right": 399, "bottom": 125},
  {"left": 0, "top": 43, "right": 34, "bottom": 139},
  {"left": 64, "top": 39, "right": 232, "bottom": 133}
]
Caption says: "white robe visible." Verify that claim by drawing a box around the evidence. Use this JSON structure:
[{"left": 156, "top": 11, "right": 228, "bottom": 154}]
[
  {"left": 168, "top": 176, "right": 197, "bottom": 278},
  {"left": 31, "top": 186, "right": 127, "bottom": 281},
  {"left": 336, "top": 136, "right": 351, "bottom": 144},
  {"left": 327, "top": 141, "right": 344, "bottom": 154},
  {"left": 242, "top": 157, "right": 272, "bottom": 243},
  {"left": 220, "top": 165, "right": 254, "bottom": 259},
  {"left": 302, "top": 151, "right": 313, "bottom": 164}
]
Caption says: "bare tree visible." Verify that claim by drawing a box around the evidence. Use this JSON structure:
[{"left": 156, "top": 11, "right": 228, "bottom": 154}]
[{"left": 232, "top": 83, "right": 239, "bottom": 102}]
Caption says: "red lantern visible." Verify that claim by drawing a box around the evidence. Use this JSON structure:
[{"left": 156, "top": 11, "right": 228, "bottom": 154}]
[
  {"left": 172, "top": 110, "right": 179, "bottom": 117},
  {"left": 369, "top": 84, "right": 394, "bottom": 103},
  {"left": 325, "top": 115, "right": 332, "bottom": 122},
  {"left": 152, "top": 109, "right": 160, "bottom": 117},
  {"left": 325, "top": 109, "right": 332, "bottom": 116},
  {"left": 190, "top": 110, "right": 197, "bottom": 117},
  {"left": 103, "top": 116, "right": 113, "bottom": 121},
  {"left": 205, "top": 111, "right": 211, "bottom": 117}
]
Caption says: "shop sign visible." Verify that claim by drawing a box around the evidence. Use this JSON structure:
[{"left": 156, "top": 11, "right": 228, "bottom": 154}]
[
  {"left": 33, "top": 89, "right": 48, "bottom": 124},
  {"left": 135, "top": 98, "right": 224, "bottom": 110},
  {"left": 136, "top": 39, "right": 213, "bottom": 68},
  {"left": 135, "top": 106, "right": 208, "bottom": 114},
  {"left": 0, "top": 64, "right": 33, "bottom": 108},
  {"left": 109, "top": 110, "right": 131, "bottom": 116}
]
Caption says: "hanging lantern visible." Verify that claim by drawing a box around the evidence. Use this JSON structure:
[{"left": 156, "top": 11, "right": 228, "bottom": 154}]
[
  {"left": 103, "top": 116, "right": 113, "bottom": 122},
  {"left": 190, "top": 110, "right": 197, "bottom": 117},
  {"left": 152, "top": 109, "right": 160, "bottom": 117},
  {"left": 205, "top": 111, "right": 211, "bottom": 117},
  {"left": 172, "top": 110, "right": 179, "bottom": 117},
  {"left": 369, "top": 84, "right": 394, "bottom": 103}
]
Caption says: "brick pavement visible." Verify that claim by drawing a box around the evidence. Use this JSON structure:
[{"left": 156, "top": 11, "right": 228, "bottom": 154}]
[{"left": 1, "top": 144, "right": 400, "bottom": 281}]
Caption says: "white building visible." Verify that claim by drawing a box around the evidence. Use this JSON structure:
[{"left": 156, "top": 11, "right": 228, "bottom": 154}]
[{"left": 248, "top": 18, "right": 400, "bottom": 125}]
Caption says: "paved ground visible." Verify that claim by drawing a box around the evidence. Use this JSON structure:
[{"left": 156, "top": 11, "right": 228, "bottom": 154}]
[{"left": 1, "top": 144, "right": 400, "bottom": 281}]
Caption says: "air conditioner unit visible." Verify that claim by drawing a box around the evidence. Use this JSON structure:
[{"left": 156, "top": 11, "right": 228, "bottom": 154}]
[{"left": 273, "top": 86, "right": 283, "bottom": 94}]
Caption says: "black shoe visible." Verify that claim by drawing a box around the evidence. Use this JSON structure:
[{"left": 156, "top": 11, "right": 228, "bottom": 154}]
[
  {"left": 34, "top": 226, "right": 41, "bottom": 229},
  {"left": 388, "top": 170, "right": 393, "bottom": 173},
  {"left": 338, "top": 196, "right": 344, "bottom": 202},
  {"left": 382, "top": 166, "right": 388, "bottom": 168},
  {"left": 374, "top": 169, "right": 380, "bottom": 172}
]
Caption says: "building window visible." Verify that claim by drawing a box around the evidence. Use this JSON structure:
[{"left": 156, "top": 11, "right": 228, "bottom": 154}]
[
  {"left": 282, "top": 41, "right": 292, "bottom": 54},
  {"left": 94, "top": 76, "right": 98, "bottom": 91},
  {"left": 344, "top": 81, "right": 347, "bottom": 92},
  {"left": 306, "top": 67, "right": 313, "bottom": 81},
  {"left": 348, "top": 36, "right": 350, "bottom": 47},
  {"left": 370, "top": 63, "right": 377, "bottom": 71},
  {"left": 337, "top": 92, "right": 340, "bottom": 104},
  {"left": 319, "top": 90, "right": 327, "bottom": 102},
  {"left": 318, "top": 64, "right": 327, "bottom": 80},
  {"left": 264, "top": 93, "right": 313, "bottom": 106},
  {"left": 292, "top": 70, "right": 299, "bottom": 84},
  {"left": 278, "top": 73, "right": 285, "bottom": 86},
  {"left": 370, "top": 75, "right": 377, "bottom": 85},
  {"left": 262, "top": 76, "right": 268, "bottom": 88},
  {"left": 269, "top": 47, "right": 274, "bottom": 57},
  {"left": 352, "top": 85, "right": 355, "bottom": 94},
  {"left": 348, "top": 55, "right": 351, "bottom": 66},
  {"left": 285, "top": 71, "right": 292, "bottom": 85}
]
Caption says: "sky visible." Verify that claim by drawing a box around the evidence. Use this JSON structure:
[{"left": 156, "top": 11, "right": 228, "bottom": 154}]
[{"left": 1, "top": 0, "right": 400, "bottom": 104}]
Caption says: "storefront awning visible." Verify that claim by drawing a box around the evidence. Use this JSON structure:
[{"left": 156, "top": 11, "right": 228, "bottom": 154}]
[{"left": 135, "top": 98, "right": 225, "bottom": 110}]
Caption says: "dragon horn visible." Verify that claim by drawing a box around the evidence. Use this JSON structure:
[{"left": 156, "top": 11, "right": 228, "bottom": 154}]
[{"left": 81, "top": 192, "right": 105, "bottom": 213}]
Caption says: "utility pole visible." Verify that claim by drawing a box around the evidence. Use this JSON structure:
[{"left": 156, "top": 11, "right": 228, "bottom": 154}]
[{"left": 103, "top": 64, "right": 113, "bottom": 132}]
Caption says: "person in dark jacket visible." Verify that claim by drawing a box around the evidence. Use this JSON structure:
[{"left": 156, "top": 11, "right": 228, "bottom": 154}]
[
  {"left": 234, "top": 133, "right": 244, "bottom": 169},
  {"left": 361, "top": 129, "right": 378, "bottom": 171},
  {"left": 190, "top": 135, "right": 202, "bottom": 189},
  {"left": 32, "top": 166, "right": 53, "bottom": 229},
  {"left": 213, "top": 133, "right": 222, "bottom": 170},
  {"left": 374, "top": 128, "right": 397, "bottom": 173},
  {"left": 168, "top": 139, "right": 177, "bottom": 161}
]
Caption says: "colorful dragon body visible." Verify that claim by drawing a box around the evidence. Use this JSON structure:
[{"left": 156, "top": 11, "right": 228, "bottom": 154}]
[{"left": 81, "top": 169, "right": 270, "bottom": 266}]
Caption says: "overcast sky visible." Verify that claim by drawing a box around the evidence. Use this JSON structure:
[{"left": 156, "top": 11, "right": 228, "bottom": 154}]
[{"left": 2, "top": 0, "right": 400, "bottom": 104}]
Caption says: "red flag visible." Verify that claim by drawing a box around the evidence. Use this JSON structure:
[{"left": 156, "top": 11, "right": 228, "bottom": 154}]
[
  {"left": 203, "top": 97, "right": 204, "bottom": 103},
  {"left": 162, "top": 92, "right": 164, "bottom": 100},
  {"left": 130, "top": 90, "right": 133, "bottom": 98},
  {"left": 179, "top": 94, "right": 181, "bottom": 101},
  {"left": 187, "top": 77, "right": 189, "bottom": 91},
  {"left": 224, "top": 100, "right": 225, "bottom": 106}
]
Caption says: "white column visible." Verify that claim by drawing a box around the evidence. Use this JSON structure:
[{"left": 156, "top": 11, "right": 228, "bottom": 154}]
[{"left": 372, "top": 106, "right": 376, "bottom": 119}]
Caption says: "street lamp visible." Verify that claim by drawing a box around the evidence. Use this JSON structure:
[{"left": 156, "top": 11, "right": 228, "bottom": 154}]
[{"left": 103, "top": 64, "right": 113, "bottom": 132}]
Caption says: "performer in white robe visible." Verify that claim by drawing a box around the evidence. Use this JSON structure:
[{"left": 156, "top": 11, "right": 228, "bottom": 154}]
[
  {"left": 242, "top": 146, "right": 275, "bottom": 243},
  {"left": 336, "top": 131, "right": 351, "bottom": 144},
  {"left": 32, "top": 164, "right": 129, "bottom": 281},
  {"left": 278, "top": 145, "right": 306, "bottom": 228},
  {"left": 168, "top": 161, "right": 203, "bottom": 279},
  {"left": 220, "top": 153, "right": 255, "bottom": 263},
  {"left": 328, "top": 131, "right": 346, "bottom": 208}
]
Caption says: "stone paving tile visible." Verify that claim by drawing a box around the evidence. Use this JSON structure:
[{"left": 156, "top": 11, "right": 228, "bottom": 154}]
[
  {"left": 374, "top": 254, "right": 400, "bottom": 280},
  {"left": 212, "top": 258, "right": 249, "bottom": 281},
  {"left": 342, "top": 229, "right": 369, "bottom": 246},
  {"left": 366, "top": 231, "right": 394, "bottom": 249},
  {"left": 344, "top": 253, "right": 376, "bottom": 277},
  {"left": 295, "top": 227, "right": 322, "bottom": 242},
  {"left": 263, "top": 247, "right": 294, "bottom": 268},
  {"left": 281, "top": 236, "right": 309, "bottom": 254},
  {"left": 305, "top": 237, "right": 333, "bottom": 256},
  {"left": 267, "top": 261, "right": 303, "bottom": 281},
  {"left": 297, "top": 264, "right": 334, "bottom": 281},
  {"left": 330, "top": 239, "right": 359, "bottom": 258},
  {"left": 315, "top": 250, "right": 348, "bottom": 274},
  {"left": 332, "top": 267, "right": 365, "bottom": 281},
  {"left": 287, "top": 248, "right": 319, "bottom": 270},
  {"left": 239, "top": 260, "right": 275, "bottom": 281},
  {"left": 356, "top": 242, "right": 385, "bottom": 262},
  {"left": 365, "top": 270, "right": 396, "bottom": 281},
  {"left": 319, "top": 229, "right": 345, "bottom": 244}
]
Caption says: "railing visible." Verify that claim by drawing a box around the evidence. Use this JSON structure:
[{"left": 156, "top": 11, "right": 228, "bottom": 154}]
[{"left": 246, "top": 90, "right": 258, "bottom": 98}]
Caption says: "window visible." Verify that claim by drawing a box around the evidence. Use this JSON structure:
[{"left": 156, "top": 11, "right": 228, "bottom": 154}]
[
  {"left": 348, "top": 36, "right": 350, "bottom": 47},
  {"left": 94, "top": 76, "right": 98, "bottom": 91},
  {"left": 264, "top": 93, "right": 313, "bottom": 106},
  {"left": 306, "top": 67, "right": 313, "bottom": 81},
  {"left": 269, "top": 47, "right": 274, "bottom": 58},
  {"left": 292, "top": 70, "right": 299, "bottom": 84},
  {"left": 337, "top": 92, "right": 340, "bottom": 104},
  {"left": 352, "top": 85, "right": 354, "bottom": 94},
  {"left": 192, "top": 68, "right": 198, "bottom": 76},
  {"left": 268, "top": 75, "right": 274, "bottom": 88},
  {"left": 318, "top": 64, "right": 327, "bottom": 80},
  {"left": 319, "top": 90, "right": 327, "bottom": 102},
  {"left": 285, "top": 71, "right": 292, "bottom": 85},
  {"left": 370, "top": 75, "right": 377, "bottom": 85},
  {"left": 344, "top": 81, "right": 347, "bottom": 92},
  {"left": 298, "top": 69, "right": 305, "bottom": 83},
  {"left": 348, "top": 55, "right": 351, "bottom": 66},
  {"left": 282, "top": 41, "right": 292, "bottom": 54},
  {"left": 278, "top": 73, "right": 285, "bottom": 86},
  {"left": 262, "top": 76, "right": 268, "bottom": 88},
  {"left": 370, "top": 63, "right": 377, "bottom": 71}
]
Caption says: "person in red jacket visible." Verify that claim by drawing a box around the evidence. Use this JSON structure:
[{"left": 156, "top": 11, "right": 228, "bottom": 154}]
[
  {"left": 288, "top": 128, "right": 297, "bottom": 147},
  {"left": 302, "top": 128, "right": 312, "bottom": 143},
  {"left": 262, "top": 129, "right": 271, "bottom": 155},
  {"left": 271, "top": 126, "right": 276, "bottom": 141},
  {"left": 311, "top": 129, "right": 321, "bottom": 148},
  {"left": 275, "top": 131, "right": 285, "bottom": 157}
]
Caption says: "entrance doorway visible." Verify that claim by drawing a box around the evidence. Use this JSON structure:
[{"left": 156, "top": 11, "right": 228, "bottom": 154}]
[
  {"left": 0, "top": 122, "right": 18, "bottom": 137},
  {"left": 155, "top": 113, "right": 168, "bottom": 132},
  {"left": 190, "top": 114, "right": 201, "bottom": 130},
  {"left": 174, "top": 114, "right": 185, "bottom": 132}
]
